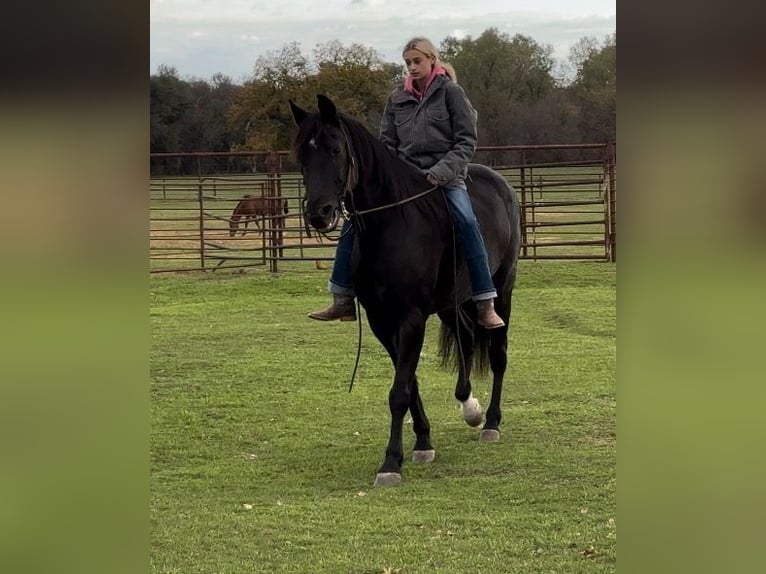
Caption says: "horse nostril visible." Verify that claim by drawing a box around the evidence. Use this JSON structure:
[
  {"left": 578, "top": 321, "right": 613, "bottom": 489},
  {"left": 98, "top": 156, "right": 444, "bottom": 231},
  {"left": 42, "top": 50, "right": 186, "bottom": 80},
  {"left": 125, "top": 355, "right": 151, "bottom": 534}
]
[{"left": 320, "top": 205, "right": 333, "bottom": 217}]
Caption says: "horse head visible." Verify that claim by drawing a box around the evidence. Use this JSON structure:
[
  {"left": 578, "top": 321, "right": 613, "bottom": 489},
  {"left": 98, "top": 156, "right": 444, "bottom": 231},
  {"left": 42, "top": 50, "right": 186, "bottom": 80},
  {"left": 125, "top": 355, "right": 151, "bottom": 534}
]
[{"left": 289, "top": 95, "right": 351, "bottom": 232}]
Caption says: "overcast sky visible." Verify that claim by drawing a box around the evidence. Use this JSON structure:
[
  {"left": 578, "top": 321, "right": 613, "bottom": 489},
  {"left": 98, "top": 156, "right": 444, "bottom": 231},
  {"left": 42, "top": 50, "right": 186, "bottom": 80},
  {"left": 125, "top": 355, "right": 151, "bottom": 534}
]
[{"left": 150, "top": 0, "right": 615, "bottom": 83}]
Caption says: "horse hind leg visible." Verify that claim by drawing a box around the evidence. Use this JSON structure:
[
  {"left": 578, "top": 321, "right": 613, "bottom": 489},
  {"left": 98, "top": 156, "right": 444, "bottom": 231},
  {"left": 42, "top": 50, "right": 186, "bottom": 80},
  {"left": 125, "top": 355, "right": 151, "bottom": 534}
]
[
  {"left": 481, "top": 297, "right": 511, "bottom": 442},
  {"left": 439, "top": 309, "right": 482, "bottom": 427},
  {"left": 457, "top": 342, "right": 482, "bottom": 428}
]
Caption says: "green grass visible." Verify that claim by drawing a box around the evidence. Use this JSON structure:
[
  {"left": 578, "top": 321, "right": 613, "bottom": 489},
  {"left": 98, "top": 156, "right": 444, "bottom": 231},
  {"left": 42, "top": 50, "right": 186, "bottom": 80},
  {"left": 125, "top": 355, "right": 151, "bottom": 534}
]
[{"left": 150, "top": 261, "right": 616, "bottom": 573}]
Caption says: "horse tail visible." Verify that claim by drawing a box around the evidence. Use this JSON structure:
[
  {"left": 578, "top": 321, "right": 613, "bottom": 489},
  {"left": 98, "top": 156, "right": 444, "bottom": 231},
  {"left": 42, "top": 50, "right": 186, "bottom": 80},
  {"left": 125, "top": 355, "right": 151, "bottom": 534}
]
[{"left": 438, "top": 308, "right": 491, "bottom": 378}]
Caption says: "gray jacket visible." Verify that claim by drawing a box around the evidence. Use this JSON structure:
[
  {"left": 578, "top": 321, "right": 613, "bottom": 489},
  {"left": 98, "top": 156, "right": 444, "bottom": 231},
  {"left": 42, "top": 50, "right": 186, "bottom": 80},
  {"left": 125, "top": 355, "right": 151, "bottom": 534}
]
[{"left": 379, "top": 75, "right": 478, "bottom": 186}]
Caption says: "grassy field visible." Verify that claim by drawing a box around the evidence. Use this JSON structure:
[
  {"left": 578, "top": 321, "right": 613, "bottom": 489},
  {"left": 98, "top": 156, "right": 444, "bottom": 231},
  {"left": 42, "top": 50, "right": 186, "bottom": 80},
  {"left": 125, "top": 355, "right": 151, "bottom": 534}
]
[{"left": 150, "top": 261, "right": 616, "bottom": 573}]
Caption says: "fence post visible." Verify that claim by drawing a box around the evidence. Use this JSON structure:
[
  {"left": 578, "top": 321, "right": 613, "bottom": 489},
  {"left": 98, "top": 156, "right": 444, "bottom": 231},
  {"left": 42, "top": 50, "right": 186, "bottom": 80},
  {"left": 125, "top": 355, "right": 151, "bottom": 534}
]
[
  {"left": 275, "top": 154, "right": 284, "bottom": 262},
  {"left": 198, "top": 178, "right": 206, "bottom": 270},
  {"left": 196, "top": 156, "right": 206, "bottom": 270},
  {"left": 606, "top": 142, "right": 616, "bottom": 262},
  {"left": 266, "top": 151, "right": 280, "bottom": 273},
  {"left": 519, "top": 149, "right": 529, "bottom": 259}
]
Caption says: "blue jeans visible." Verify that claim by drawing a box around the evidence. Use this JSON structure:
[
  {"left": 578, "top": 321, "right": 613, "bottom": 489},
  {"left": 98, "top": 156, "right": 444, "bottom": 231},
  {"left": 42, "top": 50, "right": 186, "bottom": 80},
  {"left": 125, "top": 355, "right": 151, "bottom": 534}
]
[
  {"left": 327, "top": 219, "right": 356, "bottom": 296},
  {"left": 328, "top": 183, "right": 497, "bottom": 300}
]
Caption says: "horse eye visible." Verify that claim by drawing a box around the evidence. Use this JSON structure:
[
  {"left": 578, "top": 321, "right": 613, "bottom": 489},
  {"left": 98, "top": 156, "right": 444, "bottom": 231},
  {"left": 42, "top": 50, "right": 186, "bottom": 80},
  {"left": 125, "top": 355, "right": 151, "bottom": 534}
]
[{"left": 331, "top": 147, "right": 341, "bottom": 156}]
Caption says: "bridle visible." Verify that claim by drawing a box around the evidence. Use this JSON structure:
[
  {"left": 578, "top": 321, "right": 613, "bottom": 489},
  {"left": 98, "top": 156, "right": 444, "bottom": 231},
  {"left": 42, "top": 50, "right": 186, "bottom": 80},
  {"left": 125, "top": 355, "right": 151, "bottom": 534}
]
[
  {"left": 336, "top": 119, "right": 438, "bottom": 228},
  {"left": 301, "top": 118, "right": 439, "bottom": 241},
  {"left": 336, "top": 120, "right": 359, "bottom": 221}
]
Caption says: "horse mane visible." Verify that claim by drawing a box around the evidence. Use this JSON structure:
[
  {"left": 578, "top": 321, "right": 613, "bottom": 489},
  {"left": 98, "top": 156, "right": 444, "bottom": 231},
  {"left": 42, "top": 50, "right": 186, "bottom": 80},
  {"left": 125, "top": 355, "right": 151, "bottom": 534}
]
[{"left": 292, "top": 110, "right": 429, "bottom": 204}]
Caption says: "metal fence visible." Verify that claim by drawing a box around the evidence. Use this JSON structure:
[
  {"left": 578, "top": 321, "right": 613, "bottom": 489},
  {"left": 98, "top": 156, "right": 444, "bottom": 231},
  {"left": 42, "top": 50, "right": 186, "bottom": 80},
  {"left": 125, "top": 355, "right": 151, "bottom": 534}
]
[{"left": 150, "top": 143, "right": 616, "bottom": 273}]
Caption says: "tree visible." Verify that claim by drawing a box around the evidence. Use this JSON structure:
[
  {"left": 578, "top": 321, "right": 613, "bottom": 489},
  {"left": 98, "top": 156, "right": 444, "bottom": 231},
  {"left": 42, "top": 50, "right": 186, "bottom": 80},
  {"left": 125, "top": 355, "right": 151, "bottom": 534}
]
[
  {"left": 309, "top": 41, "right": 401, "bottom": 132},
  {"left": 230, "top": 41, "right": 402, "bottom": 151},
  {"left": 441, "top": 29, "right": 556, "bottom": 146},
  {"left": 177, "top": 74, "right": 242, "bottom": 153},
  {"left": 149, "top": 30, "right": 615, "bottom": 157},
  {"left": 150, "top": 66, "right": 192, "bottom": 153},
  {"left": 253, "top": 41, "right": 310, "bottom": 90},
  {"left": 228, "top": 43, "right": 311, "bottom": 151},
  {"left": 569, "top": 33, "right": 616, "bottom": 143}
]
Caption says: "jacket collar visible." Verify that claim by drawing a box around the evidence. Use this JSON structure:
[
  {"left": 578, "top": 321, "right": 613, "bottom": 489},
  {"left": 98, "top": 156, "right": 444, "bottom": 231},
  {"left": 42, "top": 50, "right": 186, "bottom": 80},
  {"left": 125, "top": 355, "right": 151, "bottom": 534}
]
[{"left": 391, "top": 75, "right": 449, "bottom": 105}]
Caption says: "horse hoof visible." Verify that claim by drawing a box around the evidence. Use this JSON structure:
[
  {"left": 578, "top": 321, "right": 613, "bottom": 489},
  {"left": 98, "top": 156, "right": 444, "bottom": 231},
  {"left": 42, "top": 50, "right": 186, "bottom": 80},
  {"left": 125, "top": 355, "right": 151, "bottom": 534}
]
[
  {"left": 480, "top": 429, "right": 500, "bottom": 441},
  {"left": 461, "top": 396, "right": 483, "bottom": 427},
  {"left": 412, "top": 449, "right": 435, "bottom": 463},
  {"left": 373, "top": 472, "right": 402, "bottom": 487}
]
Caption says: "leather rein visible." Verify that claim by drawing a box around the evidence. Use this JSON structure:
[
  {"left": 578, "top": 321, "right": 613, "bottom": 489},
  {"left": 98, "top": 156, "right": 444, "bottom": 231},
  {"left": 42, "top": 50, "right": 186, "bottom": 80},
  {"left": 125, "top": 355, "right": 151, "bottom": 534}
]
[
  {"left": 331, "top": 120, "right": 443, "bottom": 393},
  {"left": 337, "top": 120, "right": 438, "bottom": 225}
]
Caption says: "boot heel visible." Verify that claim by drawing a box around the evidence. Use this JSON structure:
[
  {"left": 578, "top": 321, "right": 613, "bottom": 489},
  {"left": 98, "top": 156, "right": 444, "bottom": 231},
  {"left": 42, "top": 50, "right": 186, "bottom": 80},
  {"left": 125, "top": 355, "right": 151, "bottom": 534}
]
[{"left": 477, "top": 300, "right": 505, "bottom": 330}]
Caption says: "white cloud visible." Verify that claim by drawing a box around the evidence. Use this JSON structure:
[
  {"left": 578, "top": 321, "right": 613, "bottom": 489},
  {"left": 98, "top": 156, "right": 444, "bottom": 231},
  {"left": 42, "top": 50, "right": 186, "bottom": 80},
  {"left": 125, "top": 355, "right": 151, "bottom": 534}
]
[{"left": 150, "top": 1, "right": 615, "bottom": 80}]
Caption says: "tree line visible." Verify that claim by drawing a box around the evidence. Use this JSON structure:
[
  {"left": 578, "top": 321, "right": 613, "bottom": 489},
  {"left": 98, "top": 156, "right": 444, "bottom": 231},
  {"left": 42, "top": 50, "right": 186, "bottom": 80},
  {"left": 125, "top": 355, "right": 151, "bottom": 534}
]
[{"left": 150, "top": 28, "right": 615, "bottom": 172}]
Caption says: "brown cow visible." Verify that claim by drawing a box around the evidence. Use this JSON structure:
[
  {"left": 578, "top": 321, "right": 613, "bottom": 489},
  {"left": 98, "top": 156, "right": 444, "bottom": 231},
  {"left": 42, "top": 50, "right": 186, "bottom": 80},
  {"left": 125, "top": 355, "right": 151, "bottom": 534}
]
[{"left": 229, "top": 195, "right": 288, "bottom": 236}]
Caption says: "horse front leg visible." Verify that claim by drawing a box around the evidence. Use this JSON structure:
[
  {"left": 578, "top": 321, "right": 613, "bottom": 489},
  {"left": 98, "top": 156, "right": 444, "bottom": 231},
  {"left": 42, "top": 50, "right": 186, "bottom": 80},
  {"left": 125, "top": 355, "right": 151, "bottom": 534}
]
[
  {"left": 409, "top": 375, "right": 435, "bottom": 463},
  {"left": 374, "top": 315, "right": 427, "bottom": 487}
]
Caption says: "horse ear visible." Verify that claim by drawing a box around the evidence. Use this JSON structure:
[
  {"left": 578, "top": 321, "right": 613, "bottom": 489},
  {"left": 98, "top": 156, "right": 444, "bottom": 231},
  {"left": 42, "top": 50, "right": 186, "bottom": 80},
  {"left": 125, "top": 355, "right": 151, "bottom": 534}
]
[
  {"left": 317, "top": 95, "right": 339, "bottom": 125},
  {"left": 289, "top": 100, "right": 308, "bottom": 126}
]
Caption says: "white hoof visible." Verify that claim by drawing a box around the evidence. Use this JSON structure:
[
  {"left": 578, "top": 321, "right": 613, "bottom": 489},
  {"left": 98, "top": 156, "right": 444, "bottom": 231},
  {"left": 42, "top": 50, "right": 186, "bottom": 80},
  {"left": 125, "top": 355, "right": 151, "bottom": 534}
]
[
  {"left": 412, "top": 449, "right": 436, "bottom": 463},
  {"left": 461, "top": 395, "right": 483, "bottom": 427},
  {"left": 373, "top": 472, "right": 402, "bottom": 487},
  {"left": 480, "top": 429, "right": 501, "bottom": 442}
]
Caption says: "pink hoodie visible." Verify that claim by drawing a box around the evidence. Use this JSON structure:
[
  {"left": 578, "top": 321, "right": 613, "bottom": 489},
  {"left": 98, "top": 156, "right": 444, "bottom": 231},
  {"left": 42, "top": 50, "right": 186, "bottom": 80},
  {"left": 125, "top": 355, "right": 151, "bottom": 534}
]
[{"left": 404, "top": 64, "right": 448, "bottom": 100}]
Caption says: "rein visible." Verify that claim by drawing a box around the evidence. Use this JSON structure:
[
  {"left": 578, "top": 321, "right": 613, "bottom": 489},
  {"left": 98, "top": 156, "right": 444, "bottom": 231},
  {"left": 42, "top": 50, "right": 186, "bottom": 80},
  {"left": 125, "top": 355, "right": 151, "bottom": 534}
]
[
  {"left": 337, "top": 120, "right": 439, "bottom": 228},
  {"left": 349, "top": 185, "right": 439, "bottom": 216},
  {"left": 334, "top": 119, "right": 439, "bottom": 392},
  {"left": 330, "top": 119, "right": 447, "bottom": 392}
]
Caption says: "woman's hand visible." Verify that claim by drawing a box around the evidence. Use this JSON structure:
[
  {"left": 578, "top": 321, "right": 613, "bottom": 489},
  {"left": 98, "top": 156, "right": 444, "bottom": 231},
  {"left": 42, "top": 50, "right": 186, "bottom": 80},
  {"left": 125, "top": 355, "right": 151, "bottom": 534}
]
[{"left": 426, "top": 173, "right": 440, "bottom": 186}]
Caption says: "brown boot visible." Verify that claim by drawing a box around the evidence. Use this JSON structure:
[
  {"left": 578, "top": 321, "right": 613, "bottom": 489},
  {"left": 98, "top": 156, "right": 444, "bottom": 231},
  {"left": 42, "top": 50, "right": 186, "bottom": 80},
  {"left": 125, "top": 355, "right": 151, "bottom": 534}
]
[
  {"left": 476, "top": 299, "right": 505, "bottom": 329},
  {"left": 308, "top": 294, "right": 357, "bottom": 321}
]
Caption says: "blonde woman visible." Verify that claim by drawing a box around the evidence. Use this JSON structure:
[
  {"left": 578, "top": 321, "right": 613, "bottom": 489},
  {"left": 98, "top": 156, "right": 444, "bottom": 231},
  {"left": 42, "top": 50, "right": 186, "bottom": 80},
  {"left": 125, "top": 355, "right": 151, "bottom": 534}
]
[{"left": 309, "top": 37, "right": 504, "bottom": 329}]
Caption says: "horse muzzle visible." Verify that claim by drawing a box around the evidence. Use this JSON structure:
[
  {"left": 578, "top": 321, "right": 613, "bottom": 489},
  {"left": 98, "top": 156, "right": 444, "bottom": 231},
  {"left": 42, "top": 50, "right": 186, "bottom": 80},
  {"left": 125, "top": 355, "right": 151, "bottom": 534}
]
[{"left": 306, "top": 204, "right": 340, "bottom": 233}]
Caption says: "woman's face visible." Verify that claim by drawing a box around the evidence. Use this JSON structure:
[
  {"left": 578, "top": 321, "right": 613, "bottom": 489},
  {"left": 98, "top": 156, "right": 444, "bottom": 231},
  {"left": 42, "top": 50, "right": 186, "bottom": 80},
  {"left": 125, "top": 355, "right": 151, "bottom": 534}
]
[{"left": 403, "top": 49, "right": 434, "bottom": 82}]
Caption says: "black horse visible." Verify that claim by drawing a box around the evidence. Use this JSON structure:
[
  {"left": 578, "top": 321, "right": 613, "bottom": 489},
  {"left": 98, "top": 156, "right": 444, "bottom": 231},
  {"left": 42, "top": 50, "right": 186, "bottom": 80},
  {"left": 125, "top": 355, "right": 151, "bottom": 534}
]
[{"left": 290, "top": 95, "right": 521, "bottom": 486}]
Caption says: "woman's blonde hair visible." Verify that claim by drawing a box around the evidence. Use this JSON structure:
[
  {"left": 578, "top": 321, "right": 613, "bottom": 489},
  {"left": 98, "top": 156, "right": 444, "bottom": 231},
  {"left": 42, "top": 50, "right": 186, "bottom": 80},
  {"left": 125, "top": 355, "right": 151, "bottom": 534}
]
[{"left": 402, "top": 37, "right": 457, "bottom": 83}]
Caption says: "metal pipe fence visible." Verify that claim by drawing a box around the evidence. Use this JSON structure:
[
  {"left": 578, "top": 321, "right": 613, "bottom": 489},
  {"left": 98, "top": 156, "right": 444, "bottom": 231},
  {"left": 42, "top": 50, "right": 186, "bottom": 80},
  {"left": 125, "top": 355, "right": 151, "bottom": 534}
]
[{"left": 150, "top": 143, "right": 616, "bottom": 273}]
